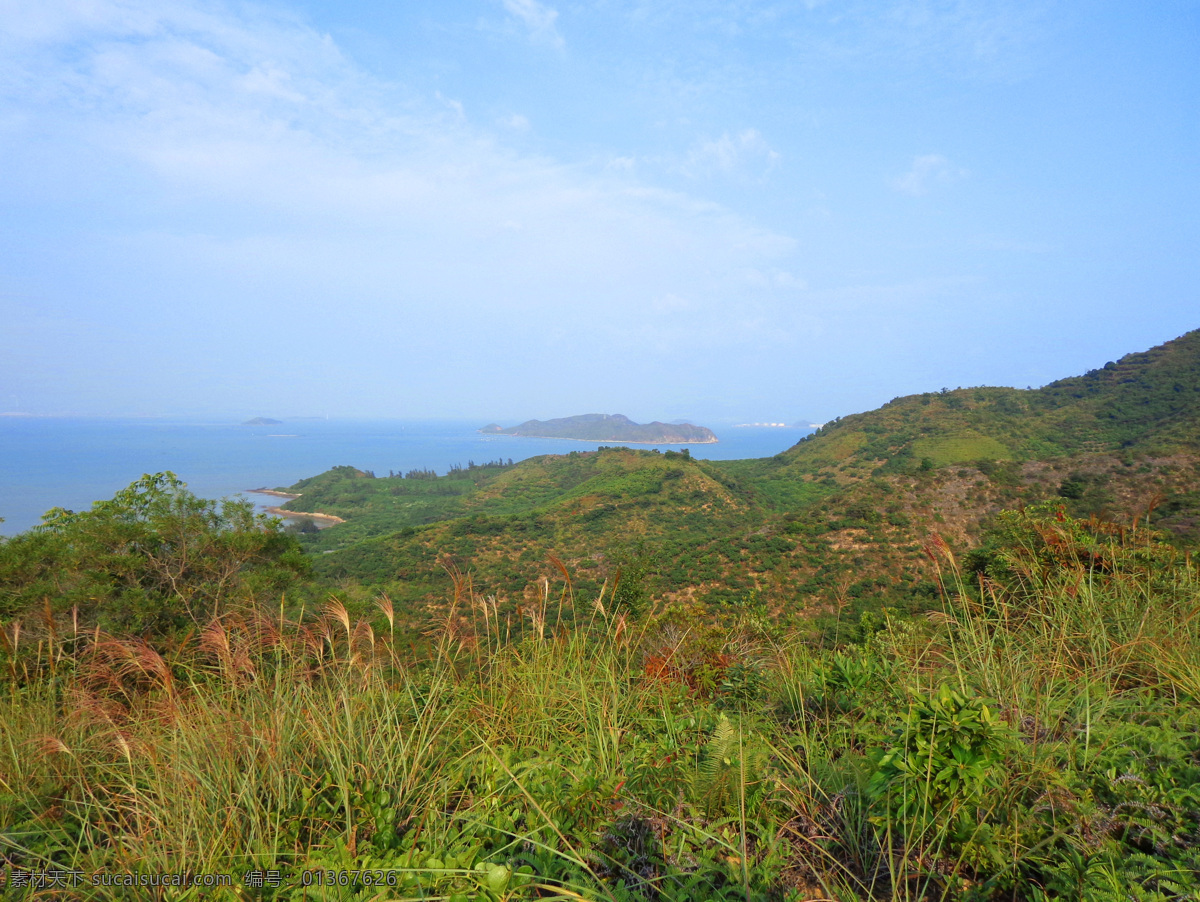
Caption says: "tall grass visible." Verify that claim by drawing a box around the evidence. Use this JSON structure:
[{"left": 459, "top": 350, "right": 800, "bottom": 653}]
[{"left": 1, "top": 514, "right": 1198, "bottom": 900}]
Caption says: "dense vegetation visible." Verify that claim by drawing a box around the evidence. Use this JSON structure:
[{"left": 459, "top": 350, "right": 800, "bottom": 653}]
[
  {"left": 785, "top": 328, "right": 1200, "bottom": 470},
  {"left": 262, "top": 331, "right": 1200, "bottom": 629},
  {"left": 2, "top": 506, "right": 1198, "bottom": 900},
  {"left": 1, "top": 328, "right": 1198, "bottom": 899},
  {"left": 0, "top": 473, "right": 308, "bottom": 635}
]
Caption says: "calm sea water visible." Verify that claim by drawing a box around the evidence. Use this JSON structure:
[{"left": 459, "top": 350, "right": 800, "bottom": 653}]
[{"left": 0, "top": 417, "right": 812, "bottom": 536}]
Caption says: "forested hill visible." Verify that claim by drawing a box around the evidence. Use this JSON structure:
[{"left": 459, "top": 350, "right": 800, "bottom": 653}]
[
  {"left": 3, "top": 330, "right": 1197, "bottom": 640},
  {"left": 1036, "top": 327, "right": 1200, "bottom": 448},
  {"left": 279, "top": 328, "right": 1200, "bottom": 620},
  {"left": 779, "top": 327, "right": 1200, "bottom": 471},
  {"left": 4, "top": 335, "right": 1198, "bottom": 902}
]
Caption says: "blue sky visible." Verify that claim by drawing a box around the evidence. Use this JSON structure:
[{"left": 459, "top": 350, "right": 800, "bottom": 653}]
[{"left": 1, "top": 0, "right": 1196, "bottom": 424}]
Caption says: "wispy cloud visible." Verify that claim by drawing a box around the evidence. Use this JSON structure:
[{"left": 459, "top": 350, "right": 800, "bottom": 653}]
[
  {"left": 874, "top": 0, "right": 1048, "bottom": 79},
  {"left": 500, "top": 0, "right": 565, "bottom": 49},
  {"left": 614, "top": 0, "right": 1047, "bottom": 94},
  {"left": 745, "top": 268, "right": 808, "bottom": 291},
  {"left": 499, "top": 113, "right": 531, "bottom": 131},
  {"left": 0, "top": 0, "right": 801, "bottom": 416},
  {"left": 680, "top": 129, "right": 780, "bottom": 180},
  {"left": 892, "top": 154, "right": 968, "bottom": 196}
]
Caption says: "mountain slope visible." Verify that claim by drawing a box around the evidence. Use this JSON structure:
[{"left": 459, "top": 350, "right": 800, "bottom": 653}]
[
  {"left": 289, "top": 329, "right": 1200, "bottom": 623},
  {"left": 776, "top": 328, "right": 1200, "bottom": 474}
]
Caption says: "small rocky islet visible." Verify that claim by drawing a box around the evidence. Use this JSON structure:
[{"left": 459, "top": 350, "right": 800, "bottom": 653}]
[{"left": 479, "top": 413, "right": 717, "bottom": 444}]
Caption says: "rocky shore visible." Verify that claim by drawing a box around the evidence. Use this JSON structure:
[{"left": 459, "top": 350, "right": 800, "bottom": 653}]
[
  {"left": 250, "top": 488, "right": 300, "bottom": 499},
  {"left": 248, "top": 488, "right": 345, "bottom": 525},
  {"left": 264, "top": 506, "right": 345, "bottom": 525}
]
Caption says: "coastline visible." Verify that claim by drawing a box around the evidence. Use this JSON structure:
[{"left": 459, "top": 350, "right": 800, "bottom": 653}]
[
  {"left": 264, "top": 506, "right": 346, "bottom": 525},
  {"left": 248, "top": 488, "right": 345, "bottom": 525},
  {"left": 1, "top": 419, "right": 802, "bottom": 536}
]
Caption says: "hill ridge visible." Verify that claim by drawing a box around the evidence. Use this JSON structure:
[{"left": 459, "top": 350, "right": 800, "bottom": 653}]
[
  {"left": 280, "top": 328, "right": 1199, "bottom": 619},
  {"left": 782, "top": 328, "right": 1200, "bottom": 470}
]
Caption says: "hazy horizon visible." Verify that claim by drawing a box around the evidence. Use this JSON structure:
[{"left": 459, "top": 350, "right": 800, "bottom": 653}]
[
  {"left": 0, "top": 410, "right": 820, "bottom": 429},
  {"left": 2, "top": 1, "right": 1196, "bottom": 424}
]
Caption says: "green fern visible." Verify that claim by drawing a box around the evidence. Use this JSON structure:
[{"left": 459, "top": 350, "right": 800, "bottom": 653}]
[{"left": 693, "top": 715, "right": 770, "bottom": 817}]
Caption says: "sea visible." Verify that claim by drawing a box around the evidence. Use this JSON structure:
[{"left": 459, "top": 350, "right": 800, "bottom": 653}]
[{"left": 0, "top": 417, "right": 813, "bottom": 536}]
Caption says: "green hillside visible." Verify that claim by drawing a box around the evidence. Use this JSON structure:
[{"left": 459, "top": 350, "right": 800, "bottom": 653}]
[
  {"left": 6, "top": 506, "right": 1199, "bottom": 901},
  {"left": 3, "top": 332, "right": 1200, "bottom": 901},
  {"left": 779, "top": 328, "right": 1200, "bottom": 474},
  {"left": 282, "top": 329, "right": 1200, "bottom": 624},
  {"left": 287, "top": 448, "right": 834, "bottom": 617}
]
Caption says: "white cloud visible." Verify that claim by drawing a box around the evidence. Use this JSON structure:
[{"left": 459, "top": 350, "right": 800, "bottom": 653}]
[
  {"left": 773, "top": 270, "right": 807, "bottom": 290},
  {"left": 500, "top": 113, "right": 531, "bottom": 131},
  {"left": 680, "top": 128, "right": 780, "bottom": 180},
  {"left": 240, "top": 64, "right": 305, "bottom": 102},
  {"left": 892, "top": 154, "right": 968, "bottom": 196},
  {"left": 435, "top": 91, "right": 466, "bottom": 119},
  {"left": 0, "top": 0, "right": 803, "bottom": 416},
  {"left": 745, "top": 268, "right": 808, "bottom": 290},
  {"left": 651, "top": 292, "right": 692, "bottom": 314},
  {"left": 500, "top": 0, "right": 564, "bottom": 49}
]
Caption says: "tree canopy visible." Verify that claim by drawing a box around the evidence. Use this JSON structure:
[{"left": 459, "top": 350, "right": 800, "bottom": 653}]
[{"left": 0, "top": 473, "right": 308, "bottom": 635}]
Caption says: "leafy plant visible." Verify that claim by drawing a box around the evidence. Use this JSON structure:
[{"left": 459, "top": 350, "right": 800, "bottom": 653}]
[{"left": 866, "top": 684, "right": 1017, "bottom": 882}]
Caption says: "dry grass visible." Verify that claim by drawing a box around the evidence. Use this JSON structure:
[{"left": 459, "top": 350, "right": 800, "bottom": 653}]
[{"left": 2, "top": 529, "right": 1198, "bottom": 900}]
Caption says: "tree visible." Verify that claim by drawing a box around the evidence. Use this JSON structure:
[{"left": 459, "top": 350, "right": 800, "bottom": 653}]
[{"left": 0, "top": 473, "right": 308, "bottom": 635}]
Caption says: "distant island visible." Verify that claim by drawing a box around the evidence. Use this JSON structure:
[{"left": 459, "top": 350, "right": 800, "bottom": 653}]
[
  {"left": 480, "top": 413, "right": 718, "bottom": 444},
  {"left": 242, "top": 417, "right": 282, "bottom": 426}
]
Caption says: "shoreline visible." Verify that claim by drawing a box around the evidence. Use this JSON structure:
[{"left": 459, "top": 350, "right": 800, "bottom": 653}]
[
  {"left": 248, "top": 488, "right": 344, "bottom": 526},
  {"left": 264, "top": 506, "right": 346, "bottom": 525}
]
